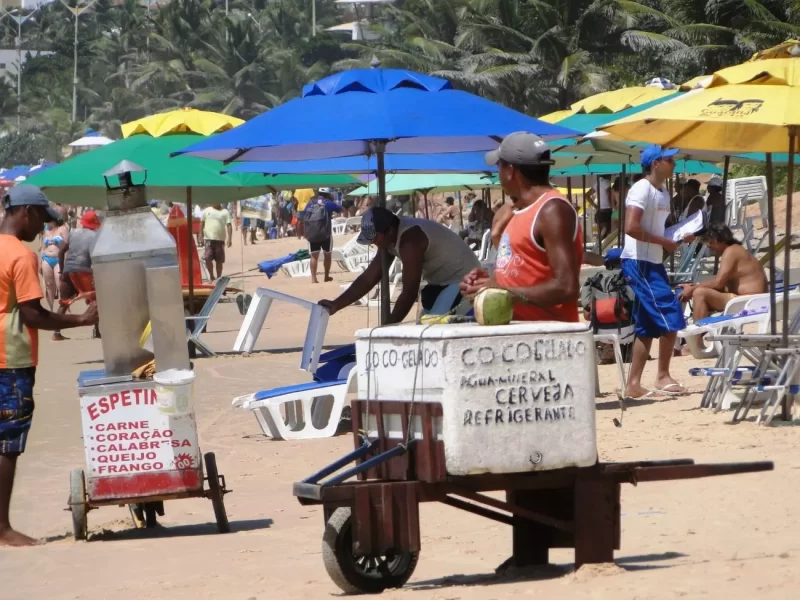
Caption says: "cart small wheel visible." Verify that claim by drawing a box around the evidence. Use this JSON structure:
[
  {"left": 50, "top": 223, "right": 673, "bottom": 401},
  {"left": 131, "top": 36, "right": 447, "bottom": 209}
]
[
  {"left": 322, "top": 507, "right": 419, "bottom": 595},
  {"left": 204, "top": 452, "right": 230, "bottom": 534},
  {"left": 69, "top": 468, "right": 88, "bottom": 541}
]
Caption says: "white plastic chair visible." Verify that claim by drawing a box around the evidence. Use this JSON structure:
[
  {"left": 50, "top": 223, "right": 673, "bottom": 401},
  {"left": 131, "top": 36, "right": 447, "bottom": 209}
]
[
  {"left": 232, "top": 367, "right": 356, "bottom": 440},
  {"left": 331, "top": 217, "right": 347, "bottom": 236},
  {"left": 233, "top": 288, "right": 329, "bottom": 372},
  {"left": 280, "top": 259, "right": 311, "bottom": 278},
  {"left": 593, "top": 333, "right": 628, "bottom": 397}
]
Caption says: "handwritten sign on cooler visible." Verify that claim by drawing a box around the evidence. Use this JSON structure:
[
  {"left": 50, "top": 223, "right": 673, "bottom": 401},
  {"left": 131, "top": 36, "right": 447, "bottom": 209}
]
[{"left": 79, "top": 386, "right": 201, "bottom": 477}]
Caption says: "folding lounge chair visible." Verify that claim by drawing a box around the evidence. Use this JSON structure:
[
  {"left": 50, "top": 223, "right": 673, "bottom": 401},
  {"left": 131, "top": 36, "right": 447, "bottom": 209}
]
[
  {"left": 232, "top": 287, "right": 329, "bottom": 372},
  {"left": 232, "top": 366, "right": 357, "bottom": 440},
  {"left": 693, "top": 302, "right": 800, "bottom": 413},
  {"left": 185, "top": 276, "right": 230, "bottom": 357}
]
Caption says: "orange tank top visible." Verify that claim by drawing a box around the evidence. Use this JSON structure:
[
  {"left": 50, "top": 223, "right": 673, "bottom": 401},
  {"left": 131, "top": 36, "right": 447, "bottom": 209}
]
[{"left": 493, "top": 191, "right": 583, "bottom": 322}]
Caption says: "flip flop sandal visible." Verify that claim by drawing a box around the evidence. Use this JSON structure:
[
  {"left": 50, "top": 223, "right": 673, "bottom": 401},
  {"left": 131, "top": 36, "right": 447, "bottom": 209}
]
[
  {"left": 235, "top": 294, "right": 246, "bottom": 315},
  {"left": 654, "top": 383, "right": 689, "bottom": 396}
]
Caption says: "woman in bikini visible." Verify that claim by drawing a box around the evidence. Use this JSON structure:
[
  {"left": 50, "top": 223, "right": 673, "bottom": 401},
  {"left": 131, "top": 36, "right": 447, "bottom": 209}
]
[{"left": 39, "top": 211, "right": 69, "bottom": 311}]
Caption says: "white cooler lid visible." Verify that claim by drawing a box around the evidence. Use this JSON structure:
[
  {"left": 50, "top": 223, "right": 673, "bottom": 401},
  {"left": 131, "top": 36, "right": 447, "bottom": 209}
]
[{"left": 355, "top": 321, "right": 589, "bottom": 340}]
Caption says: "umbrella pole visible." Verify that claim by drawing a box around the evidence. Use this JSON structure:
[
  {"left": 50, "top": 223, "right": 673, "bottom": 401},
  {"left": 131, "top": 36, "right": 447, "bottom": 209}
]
[
  {"left": 582, "top": 175, "right": 587, "bottom": 252},
  {"left": 423, "top": 191, "right": 429, "bottom": 219},
  {"left": 457, "top": 191, "right": 464, "bottom": 228},
  {"left": 619, "top": 166, "right": 627, "bottom": 248},
  {"left": 783, "top": 130, "right": 796, "bottom": 349},
  {"left": 187, "top": 186, "right": 195, "bottom": 316},
  {"left": 595, "top": 175, "right": 601, "bottom": 249},
  {"left": 567, "top": 177, "right": 573, "bottom": 208},
  {"left": 765, "top": 154, "right": 777, "bottom": 335},
  {"left": 377, "top": 144, "right": 391, "bottom": 325}
]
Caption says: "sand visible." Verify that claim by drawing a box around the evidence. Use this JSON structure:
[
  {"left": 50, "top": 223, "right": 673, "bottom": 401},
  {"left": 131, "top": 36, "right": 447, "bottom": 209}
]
[{"left": 2, "top": 229, "right": 799, "bottom": 600}]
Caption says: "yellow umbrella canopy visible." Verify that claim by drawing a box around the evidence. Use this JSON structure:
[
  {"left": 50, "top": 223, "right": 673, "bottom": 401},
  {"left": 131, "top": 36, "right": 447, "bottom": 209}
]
[
  {"left": 569, "top": 86, "right": 673, "bottom": 114},
  {"left": 538, "top": 109, "right": 574, "bottom": 123},
  {"left": 679, "top": 74, "right": 711, "bottom": 91},
  {"left": 598, "top": 59, "right": 800, "bottom": 153},
  {"left": 121, "top": 108, "right": 244, "bottom": 138}
]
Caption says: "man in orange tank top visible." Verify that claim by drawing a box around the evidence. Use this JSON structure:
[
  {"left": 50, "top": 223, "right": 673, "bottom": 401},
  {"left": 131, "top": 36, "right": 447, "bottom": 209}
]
[{"left": 461, "top": 132, "right": 583, "bottom": 321}]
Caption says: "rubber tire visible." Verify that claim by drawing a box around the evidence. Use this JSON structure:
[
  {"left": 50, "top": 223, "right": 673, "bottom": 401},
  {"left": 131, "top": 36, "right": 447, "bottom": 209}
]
[
  {"left": 69, "top": 468, "right": 88, "bottom": 541},
  {"left": 322, "top": 507, "right": 419, "bottom": 595},
  {"left": 204, "top": 452, "right": 230, "bottom": 534}
]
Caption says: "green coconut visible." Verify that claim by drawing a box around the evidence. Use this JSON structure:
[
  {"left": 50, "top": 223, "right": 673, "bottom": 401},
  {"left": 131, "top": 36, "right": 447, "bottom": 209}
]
[{"left": 473, "top": 288, "right": 514, "bottom": 325}]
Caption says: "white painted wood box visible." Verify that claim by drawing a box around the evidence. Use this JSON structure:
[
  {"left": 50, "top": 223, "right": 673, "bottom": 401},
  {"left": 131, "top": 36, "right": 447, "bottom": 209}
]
[{"left": 355, "top": 322, "right": 598, "bottom": 476}]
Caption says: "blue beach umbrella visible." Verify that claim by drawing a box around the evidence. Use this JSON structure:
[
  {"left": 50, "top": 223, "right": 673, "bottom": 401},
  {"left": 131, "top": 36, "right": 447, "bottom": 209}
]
[
  {"left": 175, "top": 68, "right": 579, "bottom": 163},
  {"left": 175, "top": 66, "right": 579, "bottom": 323}
]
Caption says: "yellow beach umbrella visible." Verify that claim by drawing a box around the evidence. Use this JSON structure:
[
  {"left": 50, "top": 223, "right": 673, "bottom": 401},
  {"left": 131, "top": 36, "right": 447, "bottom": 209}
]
[
  {"left": 599, "top": 56, "right": 800, "bottom": 354},
  {"left": 539, "top": 109, "right": 574, "bottom": 123},
  {"left": 570, "top": 86, "right": 673, "bottom": 114},
  {"left": 121, "top": 108, "right": 244, "bottom": 138},
  {"left": 679, "top": 74, "right": 711, "bottom": 91}
]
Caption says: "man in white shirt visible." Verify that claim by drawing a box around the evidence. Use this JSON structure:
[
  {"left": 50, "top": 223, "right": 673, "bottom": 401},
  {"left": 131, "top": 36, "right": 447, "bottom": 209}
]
[{"left": 621, "top": 145, "right": 687, "bottom": 399}]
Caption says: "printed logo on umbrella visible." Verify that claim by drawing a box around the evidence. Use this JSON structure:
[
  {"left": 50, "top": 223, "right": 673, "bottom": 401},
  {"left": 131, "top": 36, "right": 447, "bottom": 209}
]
[{"left": 701, "top": 98, "right": 764, "bottom": 118}]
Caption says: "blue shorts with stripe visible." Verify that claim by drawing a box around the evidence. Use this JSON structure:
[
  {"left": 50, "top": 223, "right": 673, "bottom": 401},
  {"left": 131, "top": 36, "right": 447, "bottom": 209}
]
[
  {"left": 621, "top": 259, "right": 685, "bottom": 339},
  {"left": 0, "top": 368, "right": 36, "bottom": 455}
]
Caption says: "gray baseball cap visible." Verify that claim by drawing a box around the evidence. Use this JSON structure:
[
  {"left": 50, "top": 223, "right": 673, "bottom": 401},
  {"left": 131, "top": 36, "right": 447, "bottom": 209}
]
[
  {"left": 485, "top": 132, "right": 555, "bottom": 167},
  {"left": 2, "top": 184, "right": 61, "bottom": 221},
  {"left": 707, "top": 176, "right": 723, "bottom": 188}
]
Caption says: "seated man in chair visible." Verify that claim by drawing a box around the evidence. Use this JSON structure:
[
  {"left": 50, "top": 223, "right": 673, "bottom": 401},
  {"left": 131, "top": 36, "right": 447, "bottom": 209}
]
[
  {"left": 319, "top": 206, "right": 480, "bottom": 323},
  {"left": 680, "top": 223, "right": 767, "bottom": 321}
]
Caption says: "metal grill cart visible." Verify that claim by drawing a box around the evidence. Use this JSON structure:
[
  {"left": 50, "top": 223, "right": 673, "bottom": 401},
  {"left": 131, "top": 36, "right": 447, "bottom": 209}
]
[
  {"left": 293, "top": 323, "right": 773, "bottom": 594},
  {"left": 68, "top": 162, "right": 231, "bottom": 540}
]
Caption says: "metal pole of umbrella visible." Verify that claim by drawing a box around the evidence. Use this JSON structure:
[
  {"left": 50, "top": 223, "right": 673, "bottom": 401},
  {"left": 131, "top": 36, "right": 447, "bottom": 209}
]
[
  {"left": 595, "top": 175, "right": 600, "bottom": 249},
  {"left": 782, "top": 129, "right": 797, "bottom": 348},
  {"left": 457, "top": 191, "right": 464, "bottom": 229},
  {"left": 714, "top": 156, "right": 732, "bottom": 275},
  {"left": 187, "top": 186, "right": 195, "bottom": 316},
  {"left": 423, "top": 191, "right": 429, "bottom": 219},
  {"left": 765, "top": 154, "right": 777, "bottom": 335},
  {"left": 582, "top": 175, "right": 587, "bottom": 252},
  {"left": 619, "top": 165, "right": 627, "bottom": 248},
  {"left": 376, "top": 142, "right": 391, "bottom": 325},
  {"left": 566, "top": 177, "right": 573, "bottom": 209}
]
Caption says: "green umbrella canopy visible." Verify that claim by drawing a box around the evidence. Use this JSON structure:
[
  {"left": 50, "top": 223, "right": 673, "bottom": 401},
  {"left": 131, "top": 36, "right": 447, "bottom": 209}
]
[
  {"left": 25, "top": 134, "right": 359, "bottom": 208},
  {"left": 349, "top": 173, "right": 497, "bottom": 196}
]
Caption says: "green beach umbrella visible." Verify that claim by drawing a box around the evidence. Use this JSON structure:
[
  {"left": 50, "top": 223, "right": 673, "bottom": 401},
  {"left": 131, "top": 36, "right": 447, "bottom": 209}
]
[
  {"left": 349, "top": 173, "right": 497, "bottom": 196},
  {"left": 25, "top": 134, "right": 359, "bottom": 208}
]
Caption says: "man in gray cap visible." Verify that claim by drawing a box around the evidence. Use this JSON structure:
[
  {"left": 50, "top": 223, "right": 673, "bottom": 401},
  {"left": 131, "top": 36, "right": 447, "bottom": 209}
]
[
  {"left": 319, "top": 205, "right": 480, "bottom": 322},
  {"left": 0, "top": 185, "right": 98, "bottom": 546},
  {"left": 461, "top": 132, "right": 584, "bottom": 322}
]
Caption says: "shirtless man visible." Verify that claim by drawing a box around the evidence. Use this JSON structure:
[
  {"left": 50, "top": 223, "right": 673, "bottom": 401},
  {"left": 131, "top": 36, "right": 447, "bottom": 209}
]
[{"left": 680, "top": 223, "right": 767, "bottom": 321}]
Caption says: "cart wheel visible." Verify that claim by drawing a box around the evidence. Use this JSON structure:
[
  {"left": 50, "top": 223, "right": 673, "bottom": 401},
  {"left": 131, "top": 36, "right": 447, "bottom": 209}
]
[
  {"left": 322, "top": 507, "right": 419, "bottom": 595},
  {"left": 204, "top": 452, "right": 230, "bottom": 534},
  {"left": 144, "top": 503, "right": 159, "bottom": 528},
  {"left": 69, "top": 468, "right": 88, "bottom": 541}
]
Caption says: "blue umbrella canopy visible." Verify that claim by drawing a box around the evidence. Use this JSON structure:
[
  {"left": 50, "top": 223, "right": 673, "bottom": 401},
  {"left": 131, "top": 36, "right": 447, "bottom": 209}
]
[{"left": 176, "top": 68, "right": 579, "bottom": 162}]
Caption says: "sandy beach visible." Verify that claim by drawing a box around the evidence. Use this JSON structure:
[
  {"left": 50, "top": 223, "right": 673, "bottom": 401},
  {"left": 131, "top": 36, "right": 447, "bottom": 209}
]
[{"left": 2, "top": 227, "right": 799, "bottom": 600}]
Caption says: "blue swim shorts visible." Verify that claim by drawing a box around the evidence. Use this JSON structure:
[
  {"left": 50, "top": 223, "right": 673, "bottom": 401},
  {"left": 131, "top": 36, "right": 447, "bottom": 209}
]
[
  {"left": 621, "top": 259, "right": 686, "bottom": 339},
  {"left": 0, "top": 368, "right": 36, "bottom": 455}
]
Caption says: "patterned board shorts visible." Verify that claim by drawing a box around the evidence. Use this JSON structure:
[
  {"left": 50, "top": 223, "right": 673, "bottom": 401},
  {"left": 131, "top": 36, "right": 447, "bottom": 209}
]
[
  {"left": 0, "top": 368, "right": 36, "bottom": 455},
  {"left": 204, "top": 239, "right": 226, "bottom": 263}
]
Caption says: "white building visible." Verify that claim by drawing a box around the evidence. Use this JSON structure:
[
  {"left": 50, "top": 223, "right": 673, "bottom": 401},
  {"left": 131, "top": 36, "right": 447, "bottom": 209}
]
[{"left": 0, "top": 48, "right": 55, "bottom": 85}]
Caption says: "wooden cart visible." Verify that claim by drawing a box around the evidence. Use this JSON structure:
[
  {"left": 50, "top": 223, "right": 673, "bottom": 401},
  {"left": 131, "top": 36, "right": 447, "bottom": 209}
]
[{"left": 294, "top": 399, "right": 774, "bottom": 595}]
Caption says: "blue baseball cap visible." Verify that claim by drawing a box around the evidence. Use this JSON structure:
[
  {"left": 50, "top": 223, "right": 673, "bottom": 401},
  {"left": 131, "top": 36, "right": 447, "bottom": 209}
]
[{"left": 640, "top": 145, "right": 679, "bottom": 168}]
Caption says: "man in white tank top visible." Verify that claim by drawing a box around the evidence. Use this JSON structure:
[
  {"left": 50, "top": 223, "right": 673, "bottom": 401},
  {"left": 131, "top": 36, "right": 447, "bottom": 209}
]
[{"left": 319, "top": 207, "right": 480, "bottom": 323}]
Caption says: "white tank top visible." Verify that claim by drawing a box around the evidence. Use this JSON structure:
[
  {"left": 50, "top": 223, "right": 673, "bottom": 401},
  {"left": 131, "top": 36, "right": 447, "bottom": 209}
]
[{"left": 390, "top": 217, "right": 480, "bottom": 286}]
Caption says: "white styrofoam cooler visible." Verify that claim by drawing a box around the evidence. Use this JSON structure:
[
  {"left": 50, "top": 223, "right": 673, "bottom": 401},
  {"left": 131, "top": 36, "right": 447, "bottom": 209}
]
[{"left": 355, "top": 322, "right": 597, "bottom": 476}]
